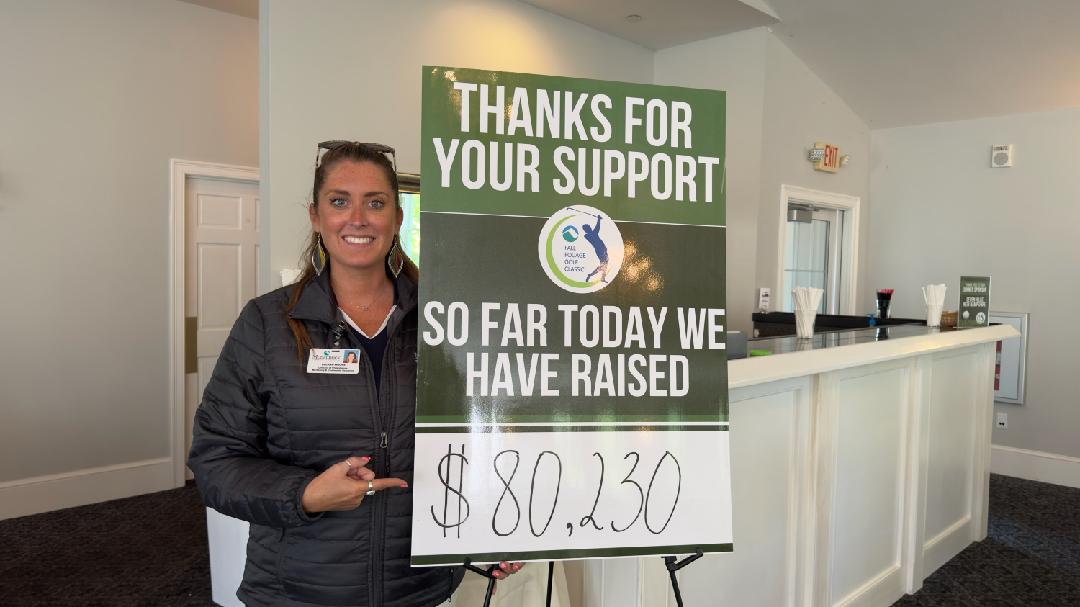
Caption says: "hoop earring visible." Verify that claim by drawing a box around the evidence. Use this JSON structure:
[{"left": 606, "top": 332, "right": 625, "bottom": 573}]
[
  {"left": 311, "top": 233, "right": 327, "bottom": 276},
  {"left": 387, "top": 235, "right": 404, "bottom": 279}
]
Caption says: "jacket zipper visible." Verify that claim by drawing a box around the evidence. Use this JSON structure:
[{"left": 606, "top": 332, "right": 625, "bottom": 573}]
[
  {"left": 360, "top": 348, "right": 385, "bottom": 607},
  {"left": 371, "top": 313, "right": 406, "bottom": 607},
  {"left": 325, "top": 320, "right": 387, "bottom": 607}
]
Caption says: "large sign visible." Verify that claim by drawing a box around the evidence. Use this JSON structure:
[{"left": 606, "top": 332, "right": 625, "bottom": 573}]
[{"left": 411, "top": 67, "right": 732, "bottom": 566}]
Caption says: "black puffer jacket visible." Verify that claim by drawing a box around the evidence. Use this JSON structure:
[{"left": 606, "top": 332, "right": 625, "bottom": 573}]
[{"left": 188, "top": 270, "right": 462, "bottom": 607}]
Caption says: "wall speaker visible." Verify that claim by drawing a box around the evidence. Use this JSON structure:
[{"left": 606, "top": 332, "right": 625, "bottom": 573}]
[{"left": 991, "top": 144, "right": 1013, "bottom": 168}]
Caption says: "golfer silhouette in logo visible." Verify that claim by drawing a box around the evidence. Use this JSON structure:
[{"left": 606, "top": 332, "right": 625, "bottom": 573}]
[{"left": 583, "top": 214, "right": 610, "bottom": 283}]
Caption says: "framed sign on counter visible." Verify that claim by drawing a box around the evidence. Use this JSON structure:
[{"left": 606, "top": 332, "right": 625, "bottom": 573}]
[{"left": 958, "top": 275, "right": 991, "bottom": 328}]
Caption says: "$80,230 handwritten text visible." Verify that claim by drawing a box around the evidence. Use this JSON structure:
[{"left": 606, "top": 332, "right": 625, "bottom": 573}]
[{"left": 430, "top": 447, "right": 683, "bottom": 539}]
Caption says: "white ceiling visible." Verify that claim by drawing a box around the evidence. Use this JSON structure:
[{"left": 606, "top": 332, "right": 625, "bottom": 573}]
[
  {"left": 523, "top": 0, "right": 1080, "bottom": 128},
  {"left": 765, "top": 0, "right": 1080, "bottom": 128},
  {"left": 519, "top": 0, "right": 778, "bottom": 50},
  {"left": 176, "top": 0, "right": 257, "bottom": 19},
  {"left": 177, "top": 0, "right": 1080, "bottom": 129}
]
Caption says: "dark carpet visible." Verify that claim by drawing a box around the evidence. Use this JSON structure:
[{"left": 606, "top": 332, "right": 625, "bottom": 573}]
[
  {"left": 0, "top": 483, "right": 212, "bottom": 606},
  {"left": 891, "top": 474, "right": 1080, "bottom": 607},
  {"left": 1, "top": 475, "right": 1078, "bottom": 606}
]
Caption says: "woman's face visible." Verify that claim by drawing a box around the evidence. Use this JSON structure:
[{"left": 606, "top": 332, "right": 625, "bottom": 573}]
[{"left": 310, "top": 160, "right": 402, "bottom": 276}]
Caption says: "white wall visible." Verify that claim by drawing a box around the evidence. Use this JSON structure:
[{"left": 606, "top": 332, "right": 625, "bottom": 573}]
[
  {"left": 0, "top": 0, "right": 257, "bottom": 515},
  {"left": 261, "top": 0, "right": 654, "bottom": 286},
  {"left": 655, "top": 29, "right": 769, "bottom": 334},
  {"left": 656, "top": 29, "right": 871, "bottom": 331},
  {"left": 870, "top": 107, "right": 1080, "bottom": 460},
  {"left": 757, "top": 35, "right": 871, "bottom": 312}
]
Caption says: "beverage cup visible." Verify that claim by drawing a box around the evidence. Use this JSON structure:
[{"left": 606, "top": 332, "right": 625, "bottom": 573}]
[{"left": 876, "top": 299, "right": 891, "bottom": 319}]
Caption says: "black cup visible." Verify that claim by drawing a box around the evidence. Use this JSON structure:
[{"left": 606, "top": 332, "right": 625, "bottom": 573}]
[{"left": 876, "top": 292, "right": 892, "bottom": 319}]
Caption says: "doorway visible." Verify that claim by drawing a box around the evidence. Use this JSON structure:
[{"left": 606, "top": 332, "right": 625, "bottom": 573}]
[
  {"left": 170, "top": 160, "right": 260, "bottom": 486},
  {"left": 776, "top": 185, "right": 860, "bottom": 315}
]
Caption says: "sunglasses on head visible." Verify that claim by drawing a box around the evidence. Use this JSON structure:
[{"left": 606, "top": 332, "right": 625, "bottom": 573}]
[{"left": 315, "top": 140, "right": 397, "bottom": 171}]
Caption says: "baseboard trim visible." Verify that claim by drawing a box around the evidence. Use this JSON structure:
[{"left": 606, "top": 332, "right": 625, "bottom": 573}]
[
  {"left": 0, "top": 457, "right": 175, "bottom": 520},
  {"left": 991, "top": 445, "right": 1080, "bottom": 489},
  {"left": 834, "top": 563, "right": 904, "bottom": 607},
  {"left": 922, "top": 516, "right": 972, "bottom": 578}
]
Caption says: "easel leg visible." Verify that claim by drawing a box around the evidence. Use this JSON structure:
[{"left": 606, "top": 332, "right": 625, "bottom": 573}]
[
  {"left": 545, "top": 561, "right": 555, "bottom": 607},
  {"left": 483, "top": 574, "right": 497, "bottom": 607}
]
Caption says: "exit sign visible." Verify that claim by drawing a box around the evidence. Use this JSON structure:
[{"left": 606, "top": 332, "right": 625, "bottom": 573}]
[{"left": 813, "top": 142, "right": 840, "bottom": 173}]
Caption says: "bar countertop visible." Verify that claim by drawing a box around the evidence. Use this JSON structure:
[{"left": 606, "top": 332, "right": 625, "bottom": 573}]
[{"left": 728, "top": 324, "right": 1018, "bottom": 389}]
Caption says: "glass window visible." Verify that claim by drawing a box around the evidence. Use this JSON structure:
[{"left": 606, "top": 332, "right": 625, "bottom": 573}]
[
  {"left": 399, "top": 191, "right": 421, "bottom": 266},
  {"left": 782, "top": 204, "right": 843, "bottom": 313}
]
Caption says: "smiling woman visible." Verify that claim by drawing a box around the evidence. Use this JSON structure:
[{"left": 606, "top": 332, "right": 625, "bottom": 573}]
[{"left": 187, "top": 142, "right": 523, "bottom": 606}]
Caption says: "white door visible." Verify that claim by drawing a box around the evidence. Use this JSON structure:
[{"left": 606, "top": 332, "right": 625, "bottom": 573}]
[{"left": 185, "top": 176, "right": 259, "bottom": 477}]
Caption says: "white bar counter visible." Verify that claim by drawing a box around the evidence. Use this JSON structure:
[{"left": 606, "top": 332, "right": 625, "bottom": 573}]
[
  {"left": 582, "top": 323, "right": 1019, "bottom": 607},
  {"left": 205, "top": 324, "right": 1018, "bottom": 606}
]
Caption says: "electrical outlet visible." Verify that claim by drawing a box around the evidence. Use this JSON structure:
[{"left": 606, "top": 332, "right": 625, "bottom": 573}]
[{"left": 996, "top": 412, "right": 1008, "bottom": 429}]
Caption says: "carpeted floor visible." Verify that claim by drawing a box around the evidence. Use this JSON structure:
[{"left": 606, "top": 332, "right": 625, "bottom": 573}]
[
  {"left": 0, "top": 483, "right": 211, "bottom": 606},
  {"left": 891, "top": 474, "right": 1080, "bottom": 607},
  {"left": 1, "top": 475, "right": 1077, "bottom": 606}
]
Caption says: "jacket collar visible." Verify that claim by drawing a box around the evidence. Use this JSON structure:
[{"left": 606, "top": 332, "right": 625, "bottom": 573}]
[{"left": 289, "top": 266, "right": 418, "bottom": 326}]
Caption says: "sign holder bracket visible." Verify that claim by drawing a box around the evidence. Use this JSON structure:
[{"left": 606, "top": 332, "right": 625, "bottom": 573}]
[
  {"left": 663, "top": 548, "right": 704, "bottom": 607},
  {"left": 461, "top": 559, "right": 499, "bottom": 607},
  {"left": 461, "top": 550, "right": 706, "bottom": 606},
  {"left": 460, "top": 559, "right": 558, "bottom": 607}
]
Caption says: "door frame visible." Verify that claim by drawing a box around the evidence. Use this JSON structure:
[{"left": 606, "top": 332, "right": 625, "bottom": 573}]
[
  {"left": 775, "top": 185, "right": 860, "bottom": 315},
  {"left": 169, "top": 159, "right": 260, "bottom": 487}
]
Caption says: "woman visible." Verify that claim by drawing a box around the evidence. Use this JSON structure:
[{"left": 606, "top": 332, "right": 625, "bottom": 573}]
[{"left": 188, "top": 141, "right": 519, "bottom": 607}]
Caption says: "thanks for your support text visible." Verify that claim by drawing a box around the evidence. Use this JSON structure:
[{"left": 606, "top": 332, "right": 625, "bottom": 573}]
[{"left": 431, "top": 83, "right": 721, "bottom": 202}]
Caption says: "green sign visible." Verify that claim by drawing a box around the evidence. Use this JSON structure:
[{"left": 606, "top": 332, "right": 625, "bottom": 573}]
[
  {"left": 958, "top": 275, "right": 991, "bottom": 328},
  {"left": 411, "top": 67, "right": 731, "bottom": 566}
]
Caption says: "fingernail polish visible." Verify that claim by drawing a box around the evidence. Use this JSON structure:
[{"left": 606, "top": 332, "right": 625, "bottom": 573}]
[{"left": 399, "top": 483, "right": 409, "bottom": 488}]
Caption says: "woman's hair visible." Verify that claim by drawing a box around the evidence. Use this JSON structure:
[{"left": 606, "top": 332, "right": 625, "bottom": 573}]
[{"left": 285, "top": 142, "right": 419, "bottom": 360}]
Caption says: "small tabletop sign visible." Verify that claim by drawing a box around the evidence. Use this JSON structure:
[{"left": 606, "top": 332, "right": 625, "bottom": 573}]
[{"left": 958, "top": 276, "right": 991, "bottom": 328}]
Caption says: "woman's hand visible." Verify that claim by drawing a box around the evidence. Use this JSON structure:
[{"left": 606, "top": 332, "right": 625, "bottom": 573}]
[
  {"left": 492, "top": 561, "right": 524, "bottom": 580},
  {"left": 491, "top": 561, "right": 525, "bottom": 594},
  {"left": 301, "top": 456, "right": 407, "bottom": 514}
]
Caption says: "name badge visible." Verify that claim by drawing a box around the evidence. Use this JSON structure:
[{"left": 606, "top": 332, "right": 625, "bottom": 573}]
[{"left": 307, "top": 349, "right": 361, "bottom": 374}]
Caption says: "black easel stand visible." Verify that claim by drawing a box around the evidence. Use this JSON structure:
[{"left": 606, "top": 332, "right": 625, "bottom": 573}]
[
  {"left": 461, "top": 559, "right": 558, "bottom": 607},
  {"left": 462, "top": 559, "right": 500, "bottom": 607},
  {"left": 663, "top": 549, "right": 704, "bottom": 607}
]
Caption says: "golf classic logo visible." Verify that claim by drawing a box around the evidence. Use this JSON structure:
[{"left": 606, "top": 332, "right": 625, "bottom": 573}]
[{"left": 538, "top": 205, "right": 624, "bottom": 293}]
